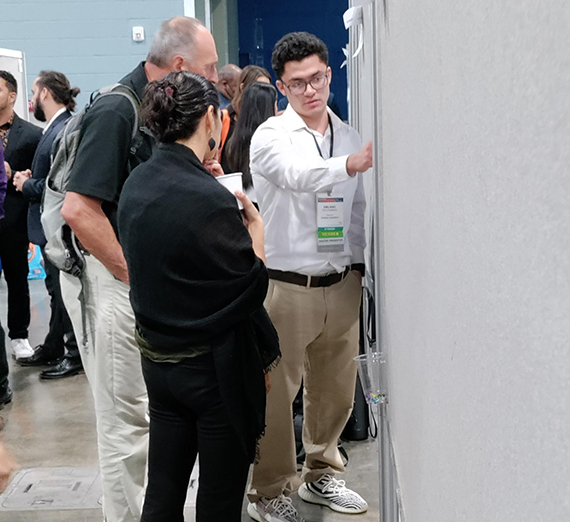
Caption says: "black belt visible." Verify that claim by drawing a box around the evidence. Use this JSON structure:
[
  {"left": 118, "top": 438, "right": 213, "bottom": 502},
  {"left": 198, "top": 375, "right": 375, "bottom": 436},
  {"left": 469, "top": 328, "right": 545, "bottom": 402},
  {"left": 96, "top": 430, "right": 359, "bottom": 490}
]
[{"left": 267, "top": 267, "right": 350, "bottom": 288}]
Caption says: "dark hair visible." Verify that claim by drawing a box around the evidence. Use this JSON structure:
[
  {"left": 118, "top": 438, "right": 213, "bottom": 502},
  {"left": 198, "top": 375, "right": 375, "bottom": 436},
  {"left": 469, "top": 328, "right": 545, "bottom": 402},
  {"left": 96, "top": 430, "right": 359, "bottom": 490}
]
[
  {"left": 142, "top": 71, "right": 220, "bottom": 143},
  {"left": 0, "top": 71, "right": 17, "bottom": 93},
  {"left": 231, "top": 65, "right": 271, "bottom": 115},
  {"left": 37, "top": 70, "right": 80, "bottom": 112},
  {"left": 226, "top": 82, "right": 277, "bottom": 189},
  {"left": 271, "top": 32, "right": 329, "bottom": 79}
]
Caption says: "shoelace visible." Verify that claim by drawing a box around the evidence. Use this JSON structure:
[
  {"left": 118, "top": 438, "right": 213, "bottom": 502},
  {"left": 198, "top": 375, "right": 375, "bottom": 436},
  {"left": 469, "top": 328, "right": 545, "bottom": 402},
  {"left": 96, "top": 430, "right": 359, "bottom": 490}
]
[
  {"left": 317, "top": 474, "right": 350, "bottom": 496},
  {"left": 266, "top": 495, "right": 298, "bottom": 517}
]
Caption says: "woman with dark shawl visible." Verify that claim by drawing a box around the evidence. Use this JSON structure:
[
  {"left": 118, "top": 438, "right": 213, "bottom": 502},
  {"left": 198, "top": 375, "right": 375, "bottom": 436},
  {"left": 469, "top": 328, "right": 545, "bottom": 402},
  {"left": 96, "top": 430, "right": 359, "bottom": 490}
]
[{"left": 118, "top": 71, "right": 280, "bottom": 522}]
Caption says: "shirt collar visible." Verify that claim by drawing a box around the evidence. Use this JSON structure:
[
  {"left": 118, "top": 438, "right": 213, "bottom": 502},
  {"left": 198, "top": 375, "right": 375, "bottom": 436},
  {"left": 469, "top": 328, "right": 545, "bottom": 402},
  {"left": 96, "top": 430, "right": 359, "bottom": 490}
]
[
  {"left": 119, "top": 61, "right": 149, "bottom": 101},
  {"left": 281, "top": 103, "right": 341, "bottom": 135},
  {"left": 218, "top": 90, "right": 231, "bottom": 106},
  {"left": 0, "top": 112, "right": 14, "bottom": 131},
  {"left": 43, "top": 107, "right": 67, "bottom": 134}
]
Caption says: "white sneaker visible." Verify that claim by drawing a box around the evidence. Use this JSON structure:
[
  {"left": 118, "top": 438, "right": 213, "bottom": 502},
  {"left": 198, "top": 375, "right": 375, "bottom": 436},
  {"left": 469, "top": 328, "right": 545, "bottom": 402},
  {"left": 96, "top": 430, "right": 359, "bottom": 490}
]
[
  {"left": 11, "top": 339, "right": 34, "bottom": 360},
  {"left": 299, "top": 473, "right": 369, "bottom": 514},
  {"left": 247, "top": 494, "right": 305, "bottom": 522}
]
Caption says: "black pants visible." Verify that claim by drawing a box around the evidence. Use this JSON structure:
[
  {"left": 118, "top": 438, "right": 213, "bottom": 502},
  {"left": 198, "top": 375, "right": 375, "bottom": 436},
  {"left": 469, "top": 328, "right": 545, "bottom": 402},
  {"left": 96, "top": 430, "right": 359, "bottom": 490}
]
[
  {"left": 0, "top": 320, "right": 8, "bottom": 392},
  {"left": 141, "top": 352, "right": 250, "bottom": 522},
  {"left": 43, "top": 255, "right": 79, "bottom": 359},
  {"left": 0, "top": 224, "right": 30, "bottom": 339}
]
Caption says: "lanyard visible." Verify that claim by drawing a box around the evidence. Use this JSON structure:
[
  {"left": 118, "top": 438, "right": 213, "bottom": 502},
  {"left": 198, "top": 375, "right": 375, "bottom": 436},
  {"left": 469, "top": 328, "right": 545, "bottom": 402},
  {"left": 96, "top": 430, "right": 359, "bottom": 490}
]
[{"left": 311, "top": 115, "right": 334, "bottom": 159}]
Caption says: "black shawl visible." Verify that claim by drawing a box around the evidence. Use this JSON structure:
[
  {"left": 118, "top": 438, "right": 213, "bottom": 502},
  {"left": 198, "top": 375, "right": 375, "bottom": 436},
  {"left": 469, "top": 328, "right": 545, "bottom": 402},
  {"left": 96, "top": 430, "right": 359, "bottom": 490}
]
[{"left": 118, "top": 142, "right": 280, "bottom": 461}]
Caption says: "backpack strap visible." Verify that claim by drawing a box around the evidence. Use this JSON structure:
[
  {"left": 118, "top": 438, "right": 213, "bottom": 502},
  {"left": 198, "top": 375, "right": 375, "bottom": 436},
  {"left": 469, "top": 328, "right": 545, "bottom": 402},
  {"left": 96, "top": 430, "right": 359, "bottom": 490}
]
[{"left": 89, "top": 83, "right": 143, "bottom": 155}]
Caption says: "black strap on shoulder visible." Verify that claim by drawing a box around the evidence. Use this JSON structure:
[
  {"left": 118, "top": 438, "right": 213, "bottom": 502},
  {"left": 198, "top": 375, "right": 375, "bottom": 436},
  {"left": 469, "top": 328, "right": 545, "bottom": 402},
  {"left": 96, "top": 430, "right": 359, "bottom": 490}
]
[{"left": 88, "top": 83, "right": 144, "bottom": 157}]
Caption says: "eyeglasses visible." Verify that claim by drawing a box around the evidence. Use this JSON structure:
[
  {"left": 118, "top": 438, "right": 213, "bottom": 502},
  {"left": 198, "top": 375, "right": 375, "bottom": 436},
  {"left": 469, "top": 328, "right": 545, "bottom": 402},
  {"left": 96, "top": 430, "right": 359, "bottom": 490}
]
[{"left": 281, "top": 72, "right": 329, "bottom": 96}]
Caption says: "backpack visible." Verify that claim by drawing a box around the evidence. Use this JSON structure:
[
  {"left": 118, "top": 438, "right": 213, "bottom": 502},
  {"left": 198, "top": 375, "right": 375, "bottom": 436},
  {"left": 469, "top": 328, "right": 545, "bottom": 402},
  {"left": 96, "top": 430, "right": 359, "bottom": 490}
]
[{"left": 41, "top": 83, "right": 142, "bottom": 277}]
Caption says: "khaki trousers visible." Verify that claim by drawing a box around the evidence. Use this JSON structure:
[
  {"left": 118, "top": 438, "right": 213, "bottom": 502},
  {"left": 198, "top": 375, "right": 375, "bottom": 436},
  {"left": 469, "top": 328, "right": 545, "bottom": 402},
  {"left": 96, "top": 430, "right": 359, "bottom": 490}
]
[
  {"left": 61, "top": 256, "right": 149, "bottom": 522},
  {"left": 248, "top": 271, "right": 362, "bottom": 502}
]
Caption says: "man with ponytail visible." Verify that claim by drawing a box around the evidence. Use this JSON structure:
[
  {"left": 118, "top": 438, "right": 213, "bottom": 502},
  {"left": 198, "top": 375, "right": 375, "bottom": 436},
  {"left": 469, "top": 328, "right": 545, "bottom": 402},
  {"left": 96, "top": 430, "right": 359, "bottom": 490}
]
[
  {"left": 56, "top": 16, "right": 219, "bottom": 522},
  {"left": 13, "top": 71, "right": 83, "bottom": 379}
]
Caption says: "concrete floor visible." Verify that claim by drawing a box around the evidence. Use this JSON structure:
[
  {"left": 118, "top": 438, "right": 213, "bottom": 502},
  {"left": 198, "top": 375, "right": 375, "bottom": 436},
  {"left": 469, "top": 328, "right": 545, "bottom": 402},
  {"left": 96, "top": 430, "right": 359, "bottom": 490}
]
[{"left": 0, "top": 278, "right": 380, "bottom": 521}]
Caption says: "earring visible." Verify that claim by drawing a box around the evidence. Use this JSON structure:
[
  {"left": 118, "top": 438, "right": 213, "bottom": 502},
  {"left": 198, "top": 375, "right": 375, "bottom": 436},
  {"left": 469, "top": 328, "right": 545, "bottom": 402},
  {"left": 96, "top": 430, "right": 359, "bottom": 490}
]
[{"left": 208, "top": 137, "right": 216, "bottom": 151}]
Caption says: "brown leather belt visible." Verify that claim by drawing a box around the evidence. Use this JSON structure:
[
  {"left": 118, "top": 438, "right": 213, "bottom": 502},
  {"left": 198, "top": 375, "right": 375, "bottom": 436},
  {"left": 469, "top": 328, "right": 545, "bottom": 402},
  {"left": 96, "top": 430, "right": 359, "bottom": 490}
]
[{"left": 267, "top": 267, "right": 350, "bottom": 288}]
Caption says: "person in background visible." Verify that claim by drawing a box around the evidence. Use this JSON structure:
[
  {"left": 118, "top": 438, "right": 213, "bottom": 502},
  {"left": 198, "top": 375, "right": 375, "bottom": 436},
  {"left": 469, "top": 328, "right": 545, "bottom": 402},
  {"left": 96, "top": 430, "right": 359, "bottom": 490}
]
[
  {"left": 0, "top": 71, "right": 42, "bottom": 362},
  {"left": 231, "top": 65, "right": 272, "bottom": 117},
  {"left": 219, "top": 65, "right": 271, "bottom": 173},
  {"left": 13, "top": 70, "right": 83, "bottom": 379},
  {"left": 216, "top": 63, "right": 241, "bottom": 109},
  {"left": 0, "top": 145, "right": 7, "bottom": 218},
  {"left": 118, "top": 71, "right": 279, "bottom": 522},
  {"left": 0, "top": 144, "right": 11, "bottom": 407},
  {"left": 59, "top": 17, "right": 219, "bottom": 522},
  {"left": 0, "top": 147, "right": 16, "bottom": 493},
  {"left": 247, "top": 32, "right": 373, "bottom": 522},
  {"left": 225, "top": 82, "right": 277, "bottom": 202}
]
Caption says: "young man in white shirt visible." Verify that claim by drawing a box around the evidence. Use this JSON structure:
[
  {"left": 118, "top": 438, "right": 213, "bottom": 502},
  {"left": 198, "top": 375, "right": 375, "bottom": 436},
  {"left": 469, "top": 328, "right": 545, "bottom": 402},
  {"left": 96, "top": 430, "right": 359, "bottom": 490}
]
[{"left": 247, "top": 32, "right": 373, "bottom": 522}]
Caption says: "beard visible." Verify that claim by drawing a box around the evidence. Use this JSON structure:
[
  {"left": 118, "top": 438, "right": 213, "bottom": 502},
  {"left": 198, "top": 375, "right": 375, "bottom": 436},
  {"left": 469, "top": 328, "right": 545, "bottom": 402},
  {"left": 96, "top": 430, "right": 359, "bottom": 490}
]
[{"left": 34, "top": 99, "right": 46, "bottom": 122}]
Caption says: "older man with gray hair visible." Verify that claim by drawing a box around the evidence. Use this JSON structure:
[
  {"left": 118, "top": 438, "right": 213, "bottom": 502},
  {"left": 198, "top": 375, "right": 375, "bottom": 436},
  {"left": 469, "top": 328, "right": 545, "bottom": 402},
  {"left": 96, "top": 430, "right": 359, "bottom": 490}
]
[{"left": 59, "top": 17, "right": 218, "bottom": 522}]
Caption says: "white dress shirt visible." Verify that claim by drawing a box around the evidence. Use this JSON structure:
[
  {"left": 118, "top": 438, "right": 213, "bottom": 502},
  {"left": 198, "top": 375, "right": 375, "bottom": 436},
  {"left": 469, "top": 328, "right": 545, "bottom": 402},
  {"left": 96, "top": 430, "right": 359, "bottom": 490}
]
[
  {"left": 43, "top": 107, "right": 67, "bottom": 135},
  {"left": 251, "top": 104, "right": 366, "bottom": 276}
]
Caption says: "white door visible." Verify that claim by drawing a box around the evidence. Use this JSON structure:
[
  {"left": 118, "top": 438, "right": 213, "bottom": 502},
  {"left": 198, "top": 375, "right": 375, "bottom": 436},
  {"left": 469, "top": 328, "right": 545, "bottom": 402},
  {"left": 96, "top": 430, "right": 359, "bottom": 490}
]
[{"left": 0, "top": 48, "right": 29, "bottom": 121}]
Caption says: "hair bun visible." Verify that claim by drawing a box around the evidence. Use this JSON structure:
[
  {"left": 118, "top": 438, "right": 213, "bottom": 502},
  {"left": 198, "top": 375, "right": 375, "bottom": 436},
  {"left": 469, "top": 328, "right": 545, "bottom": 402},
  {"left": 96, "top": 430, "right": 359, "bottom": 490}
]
[{"left": 70, "top": 87, "right": 81, "bottom": 97}]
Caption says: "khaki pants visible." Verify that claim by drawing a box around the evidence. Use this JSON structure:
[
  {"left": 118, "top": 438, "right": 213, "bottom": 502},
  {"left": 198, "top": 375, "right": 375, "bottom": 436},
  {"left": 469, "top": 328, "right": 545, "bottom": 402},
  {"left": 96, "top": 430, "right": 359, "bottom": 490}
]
[
  {"left": 248, "top": 271, "right": 362, "bottom": 502},
  {"left": 61, "top": 256, "right": 149, "bottom": 522}
]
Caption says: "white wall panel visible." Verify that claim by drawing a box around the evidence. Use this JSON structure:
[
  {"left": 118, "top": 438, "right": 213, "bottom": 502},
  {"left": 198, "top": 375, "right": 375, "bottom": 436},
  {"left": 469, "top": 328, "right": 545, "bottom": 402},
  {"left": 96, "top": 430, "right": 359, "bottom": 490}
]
[{"left": 350, "top": 1, "right": 570, "bottom": 520}]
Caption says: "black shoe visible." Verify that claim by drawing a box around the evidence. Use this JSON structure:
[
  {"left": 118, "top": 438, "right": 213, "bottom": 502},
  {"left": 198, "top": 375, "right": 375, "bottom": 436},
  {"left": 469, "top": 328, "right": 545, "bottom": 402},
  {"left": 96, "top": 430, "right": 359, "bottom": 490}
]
[
  {"left": 17, "top": 345, "right": 62, "bottom": 367},
  {"left": 0, "top": 387, "right": 12, "bottom": 408},
  {"left": 40, "top": 358, "right": 84, "bottom": 380}
]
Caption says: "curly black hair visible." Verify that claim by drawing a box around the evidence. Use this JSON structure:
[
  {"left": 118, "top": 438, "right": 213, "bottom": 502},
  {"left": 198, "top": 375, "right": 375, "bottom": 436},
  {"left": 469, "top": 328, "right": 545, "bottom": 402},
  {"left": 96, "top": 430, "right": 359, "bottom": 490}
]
[
  {"left": 142, "top": 71, "right": 219, "bottom": 143},
  {"left": 0, "top": 71, "right": 17, "bottom": 93},
  {"left": 271, "top": 32, "right": 329, "bottom": 80}
]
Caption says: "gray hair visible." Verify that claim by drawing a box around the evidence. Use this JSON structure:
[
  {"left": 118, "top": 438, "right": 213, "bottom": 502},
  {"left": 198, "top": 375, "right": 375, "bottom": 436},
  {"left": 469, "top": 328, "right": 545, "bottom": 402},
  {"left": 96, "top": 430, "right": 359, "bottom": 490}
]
[{"left": 147, "top": 17, "right": 203, "bottom": 68}]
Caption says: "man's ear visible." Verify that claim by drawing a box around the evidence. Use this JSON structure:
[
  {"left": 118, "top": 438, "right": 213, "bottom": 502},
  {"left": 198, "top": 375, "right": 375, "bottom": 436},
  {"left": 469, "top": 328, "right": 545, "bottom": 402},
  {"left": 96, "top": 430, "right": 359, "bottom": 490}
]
[
  {"left": 171, "top": 55, "right": 185, "bottom": 71},
  {"left": 327, "top": 66, "right": 332, "bottom": 83},
  {"left": 276, "top": 80, "right": 287, "bottom": 98},
  {"left": 8, "top": 91, "right": 17, "bottom": 105}
]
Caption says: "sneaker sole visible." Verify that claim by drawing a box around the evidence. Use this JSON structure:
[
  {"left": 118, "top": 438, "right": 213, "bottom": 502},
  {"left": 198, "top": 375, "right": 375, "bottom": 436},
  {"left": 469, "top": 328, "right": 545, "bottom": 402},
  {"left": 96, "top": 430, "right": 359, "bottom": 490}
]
[
  {"left": 298, "top": 484, "right": 368, "bottom": 514},
  {"left": 247, "top": 502, "right": 264, "bottom": 522},
  {"left": 12, "top": 353, "right": 35, "bottom": 361}
]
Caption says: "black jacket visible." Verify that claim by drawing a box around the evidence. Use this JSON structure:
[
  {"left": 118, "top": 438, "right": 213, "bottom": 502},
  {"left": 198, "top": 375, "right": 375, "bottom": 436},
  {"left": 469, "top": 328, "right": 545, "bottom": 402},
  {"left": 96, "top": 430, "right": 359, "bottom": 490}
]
[
  {"left": 3, "top": 113, "right": 42, "bottom": 233},
  {"left": 22, "top": 110, "right": 72, "bottom": 245},
  {"left": 119, "top": 143, "right": 280, "bottom": 461}
]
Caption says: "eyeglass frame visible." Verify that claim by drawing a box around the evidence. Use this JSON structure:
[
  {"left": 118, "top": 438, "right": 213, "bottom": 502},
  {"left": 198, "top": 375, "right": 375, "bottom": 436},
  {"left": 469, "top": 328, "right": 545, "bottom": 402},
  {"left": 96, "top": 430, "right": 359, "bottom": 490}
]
[{"left": 279, "top": 71, "right": 330, "bottom": 96}]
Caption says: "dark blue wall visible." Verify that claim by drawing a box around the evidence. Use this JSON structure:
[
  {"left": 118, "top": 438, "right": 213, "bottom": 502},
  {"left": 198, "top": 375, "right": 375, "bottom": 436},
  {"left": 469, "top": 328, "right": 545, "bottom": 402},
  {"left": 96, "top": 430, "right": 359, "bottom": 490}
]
[{"left": 237, "top": 0, "right": 349, "bottom": 120}]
